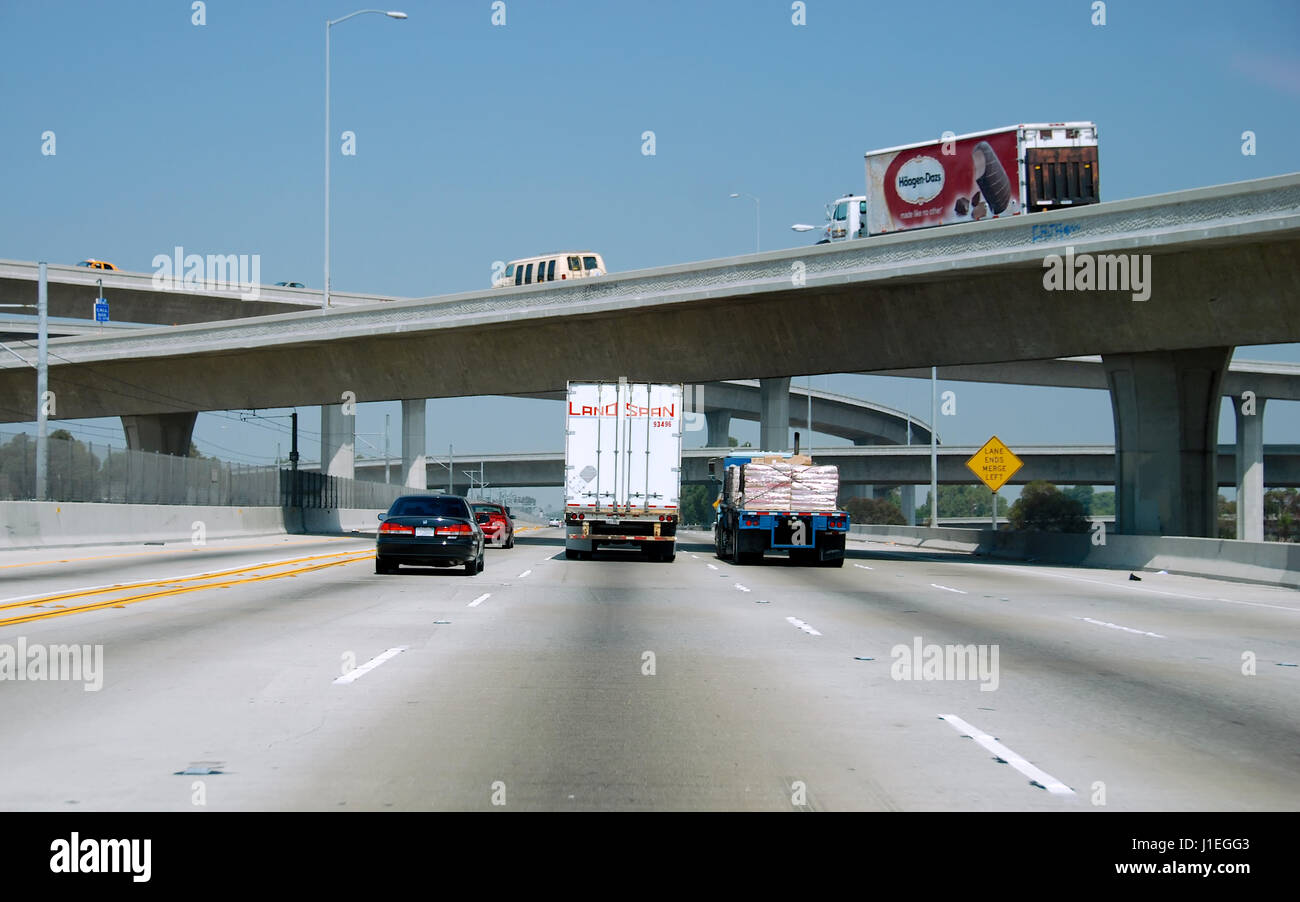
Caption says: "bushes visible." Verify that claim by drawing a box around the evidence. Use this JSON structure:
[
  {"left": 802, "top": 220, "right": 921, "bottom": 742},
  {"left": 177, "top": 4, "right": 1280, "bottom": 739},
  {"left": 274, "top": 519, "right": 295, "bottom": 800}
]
[
  {"left": 1008, "top": 481, "right": 1089, "bottom": 533},
  {"left": 844, "top": 496, "right": 905, "bottom": 526}
]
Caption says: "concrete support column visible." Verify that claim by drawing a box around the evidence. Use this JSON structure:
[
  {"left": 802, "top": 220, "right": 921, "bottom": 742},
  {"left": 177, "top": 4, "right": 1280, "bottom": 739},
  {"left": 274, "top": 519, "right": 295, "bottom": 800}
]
[
  {"left": 1102, "top": 347, "right": 1231, "bottom": 537},
  {"left": 1234, "top": 395, "right": 1266, "bottom": 542},
  {"left": 704, "top": 409, "right": 732, "bottom": 447},
  {"left": 759, "top": 376, "right": 790, "bottom": 452},
  {"left": 899, "top": 484, "right": 916, "bottom": 526},
  {"left": 121, "top": 412, "right": 197, "bottom": 456},
  {"left": 401, "top": 399, "right": 428, "bottom": 490},
  {"left": 320, "top": 404, "right": 355, "bottom": 479}
]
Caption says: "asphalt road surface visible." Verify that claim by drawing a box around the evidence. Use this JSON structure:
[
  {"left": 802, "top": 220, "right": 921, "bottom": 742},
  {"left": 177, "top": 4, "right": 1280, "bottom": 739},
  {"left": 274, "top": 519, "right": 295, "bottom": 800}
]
[{"left": 0, "top": 529, "right": 1296, "bottom": 811}]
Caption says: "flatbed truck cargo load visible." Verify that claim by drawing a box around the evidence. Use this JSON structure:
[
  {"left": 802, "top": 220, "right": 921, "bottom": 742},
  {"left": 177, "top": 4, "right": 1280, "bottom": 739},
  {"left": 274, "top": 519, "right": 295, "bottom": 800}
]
[
  {"left": 712, "top": 452, "right": 850, "bottom": 566},
  {"left": 563, "top": 379, "right": 683, "bottom": 562},
  {"left": 812, "top": 122, "right": 1099, "bottom": 243}
]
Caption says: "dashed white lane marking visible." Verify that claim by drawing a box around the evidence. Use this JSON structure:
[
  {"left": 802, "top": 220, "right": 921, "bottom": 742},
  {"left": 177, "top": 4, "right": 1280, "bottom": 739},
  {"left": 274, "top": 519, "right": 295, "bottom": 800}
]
[
  {"left": 939, "top": 714, "right": 1074, "bottom": 795},
  {"left": 734, "top": 583, "right": 751, "bottom": 593},
  {"left": 1077, "top": 616, "right": 1165, "bottom": 638},
  {"left": 690, "top": 555, "right": 699, "bottom": 560},
  {"left": 468, "top": 593, "right": 491, "bottom": 608},
  {"left": 854, "top": 564, "right": 874, "bottom": 570},
  {"left": 931, "top": 583, "right": 968, "bottom": 594},
  {"left": 333, "top": 646, "right": 409, "bottom": 685},
  {"left": 517, "top": 570, "right": 532, "bottom": 579},
  {"left": 785, "top": 616, "right": 822, "bottom": 636},
  {"left": 707, "top": 564, "right": 719, "bottom": 571}
]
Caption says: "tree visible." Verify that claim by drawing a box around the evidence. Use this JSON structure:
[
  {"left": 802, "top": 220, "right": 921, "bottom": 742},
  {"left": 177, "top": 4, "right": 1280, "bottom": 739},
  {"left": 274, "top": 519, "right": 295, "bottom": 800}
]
[
  {"left": 1062, "top": 485, "right": 1094, "bottom": 515},
  {"left": 679, "top": 484, "right": 717, "bottom": 526},
  {"left": 0, "top": 432, "right": 36, "bottom": 499},
  {"left": 1217, "top": 494, "right": 1237, "bottom": 540},
  {"left": 1091, "top": 491, "right": 1115, "bottom": 516},
  {"left": 922, "top": 484, "right": 1010, "bottom": 519},
  {"left": 844, "top": 496, "right": 905, "bottom": 525},
  {"left": 45, "top": 430, "right": 102, "bottom": 502},
  {"left": 1007, "top": 481, "right": 1089, "bottom": 533},
  {"left": 1264, "top": 488, "right": 1299, "bottom": 542}
]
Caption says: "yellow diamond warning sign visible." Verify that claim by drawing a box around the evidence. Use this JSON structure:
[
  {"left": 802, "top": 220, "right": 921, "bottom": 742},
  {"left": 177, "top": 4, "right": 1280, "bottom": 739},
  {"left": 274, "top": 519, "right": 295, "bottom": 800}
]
[{"left": 965, "top": 435, "right": 1024, "bottom": 493}]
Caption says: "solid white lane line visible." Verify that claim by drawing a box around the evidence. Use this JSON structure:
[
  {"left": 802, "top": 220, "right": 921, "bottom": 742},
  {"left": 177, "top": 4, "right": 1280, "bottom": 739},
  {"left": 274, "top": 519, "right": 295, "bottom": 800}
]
[
  {"left": 468, "top": 593, "right": 491, "bottom": 608},
  {"left": 517, "top": 570, "right": 532, "bottom": 579},
  {"left": 785, "top": 616, "right": 822, "bottom": 636},
  {"left": 1077, "top": 616, "right": 1165, "bottom": 638},
  {"left": 977, "top": 564, "right": 1300, "bottom": 610},
  {"left": 854, "top": 564, "right": 874, "bottom": 570},
  {"left": 939, "top": 714, "right": 1074, "bottom": 795},
  {"left": 333, "top": 646, "right": 409, "bottom": 685},
  {"left": 734, "top": 583, "right": 751, "bottom": 593},
  {"left": 931, "top": 583, "right": 968, "bottom": 594}
]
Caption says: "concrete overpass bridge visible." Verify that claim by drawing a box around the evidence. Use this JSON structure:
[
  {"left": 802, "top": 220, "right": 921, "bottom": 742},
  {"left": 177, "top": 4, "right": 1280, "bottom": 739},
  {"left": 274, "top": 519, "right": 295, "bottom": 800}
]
[{"left": 2, "top": 173, "right": 1298, "bottom": 537}]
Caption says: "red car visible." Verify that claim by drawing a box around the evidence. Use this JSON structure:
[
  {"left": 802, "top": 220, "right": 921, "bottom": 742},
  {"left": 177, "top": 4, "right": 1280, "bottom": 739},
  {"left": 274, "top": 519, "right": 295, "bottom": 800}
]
[{"left": 471, "top": 501, "right": 514, "bottom": 548}]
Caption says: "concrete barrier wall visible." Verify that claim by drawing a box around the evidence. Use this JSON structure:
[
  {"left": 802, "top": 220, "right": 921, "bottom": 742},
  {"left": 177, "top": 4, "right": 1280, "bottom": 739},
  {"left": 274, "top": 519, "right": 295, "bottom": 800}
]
[
  {"left": 850, "top": 525, "right": 1300, "bottom": 589},
  {"left": 0, "top": 502, "right": 384, "bottom": 549}
]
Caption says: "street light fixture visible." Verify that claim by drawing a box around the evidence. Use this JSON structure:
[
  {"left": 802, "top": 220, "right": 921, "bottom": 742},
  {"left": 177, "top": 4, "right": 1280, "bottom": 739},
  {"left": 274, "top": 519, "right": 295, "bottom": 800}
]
[
  {"left": 729, "top": 192, "right": 760, "bottom": 253},
  {"left": 325, "top": 9, "right": 407, "bottom": 310}
]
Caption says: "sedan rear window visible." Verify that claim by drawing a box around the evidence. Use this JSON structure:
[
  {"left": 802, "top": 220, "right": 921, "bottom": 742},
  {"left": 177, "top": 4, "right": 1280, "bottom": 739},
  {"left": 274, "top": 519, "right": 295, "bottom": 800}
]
[
  {"left": 389, "top": 497, "right": 470, "bottom": 518},
  {"left": 472, "top": 504, "right": 504, "bottom": 515}
]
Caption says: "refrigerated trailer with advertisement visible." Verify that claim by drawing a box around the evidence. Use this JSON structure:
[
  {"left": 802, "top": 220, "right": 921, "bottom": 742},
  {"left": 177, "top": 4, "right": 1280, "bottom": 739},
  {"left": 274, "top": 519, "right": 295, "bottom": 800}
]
[
  {"left": 564, "top": 379, "right": 683, "bottom": 562},
  {"left": 809, "top": 122, "right": 1099, "bottom": 242}
]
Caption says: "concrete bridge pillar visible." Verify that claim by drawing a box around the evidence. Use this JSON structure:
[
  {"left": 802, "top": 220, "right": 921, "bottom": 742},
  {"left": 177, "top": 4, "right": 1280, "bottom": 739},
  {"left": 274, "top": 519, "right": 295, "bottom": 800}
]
[
  {"left": 121, "top": 412, "right": 197, "bottom": 456},
  {"left": 704, "top": 409, "right": 732, "bottom": 447},
  {"left": 1102, "top": 347, "right": 1231, "bottom": 537},
  {"left": 1234, "top": 395, "right": 1266, "bottom": 542},
  {"left": 759, "top": 377, "right": 790, "bottom": 452},
  {"left": 320, "top": 404, "right": 355, "bottom": 479},
  {"left": 401, "top": 399, "right": 428, "bottom": 490},
  {"left": 899, "top": 484, "right": 916, "bottom": 525}
]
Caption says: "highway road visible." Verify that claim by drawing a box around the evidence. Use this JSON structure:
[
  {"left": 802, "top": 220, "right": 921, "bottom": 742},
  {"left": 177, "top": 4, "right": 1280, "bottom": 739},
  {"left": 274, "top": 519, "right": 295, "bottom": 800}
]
[{"left": 0, "top": 530, "right": 1296, "bottom": 811}]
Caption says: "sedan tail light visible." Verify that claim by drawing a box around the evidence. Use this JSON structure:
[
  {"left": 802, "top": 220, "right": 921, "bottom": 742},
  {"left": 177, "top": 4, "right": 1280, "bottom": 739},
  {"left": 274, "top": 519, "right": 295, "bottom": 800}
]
[
  {"left": 379, "top": 522, "right": 415, "bottom": 535},
  {"left": 436, "top": 523, "right": 473, "bottom": 536}
]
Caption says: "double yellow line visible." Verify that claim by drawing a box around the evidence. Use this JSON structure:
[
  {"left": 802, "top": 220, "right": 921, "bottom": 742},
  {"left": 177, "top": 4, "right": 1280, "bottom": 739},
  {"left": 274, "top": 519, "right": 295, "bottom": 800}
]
[{"left": 0, "top": 550, "right": 374, "bottom": 628}]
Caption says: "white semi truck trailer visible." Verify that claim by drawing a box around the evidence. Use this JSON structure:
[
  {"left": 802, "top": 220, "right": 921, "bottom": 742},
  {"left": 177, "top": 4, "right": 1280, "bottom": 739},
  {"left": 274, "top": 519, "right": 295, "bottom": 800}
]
[{"left": 563, "top": 379, "right": 683, "bottom": 562}]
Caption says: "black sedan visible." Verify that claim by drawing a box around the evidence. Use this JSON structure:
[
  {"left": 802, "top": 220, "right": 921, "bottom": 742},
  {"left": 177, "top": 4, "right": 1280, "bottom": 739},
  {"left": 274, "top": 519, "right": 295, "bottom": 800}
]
[{"left": 375, "top": 495, "right": 485, "bottom": 575}]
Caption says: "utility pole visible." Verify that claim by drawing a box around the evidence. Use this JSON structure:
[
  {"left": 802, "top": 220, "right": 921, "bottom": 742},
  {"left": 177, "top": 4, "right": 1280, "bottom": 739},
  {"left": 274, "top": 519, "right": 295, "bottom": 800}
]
[
  {"left": 930, "top": 367, "right": 938, "bottom": 528},
  {"left": 36, "top": 263, "right": 48, "bottom": 501}
]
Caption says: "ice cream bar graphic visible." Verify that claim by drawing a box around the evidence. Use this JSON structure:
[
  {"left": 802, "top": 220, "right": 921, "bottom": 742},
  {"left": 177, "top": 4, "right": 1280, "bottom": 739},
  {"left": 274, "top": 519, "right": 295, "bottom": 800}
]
[{"left": 972, "top": 141, "right": 1012, "bottom": 214}]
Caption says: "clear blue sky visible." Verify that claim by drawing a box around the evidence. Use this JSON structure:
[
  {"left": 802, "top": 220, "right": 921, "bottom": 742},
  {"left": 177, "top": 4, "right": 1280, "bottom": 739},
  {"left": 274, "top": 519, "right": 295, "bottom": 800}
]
[{"left": 2, "top": 0, "right": 1298, "bottom": 506}]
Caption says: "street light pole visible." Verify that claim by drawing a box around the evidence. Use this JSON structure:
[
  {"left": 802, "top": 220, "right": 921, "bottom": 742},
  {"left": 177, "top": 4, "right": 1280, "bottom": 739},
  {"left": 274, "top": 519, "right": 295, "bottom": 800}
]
[
  {"left": 729, "top": 192, "right": 760, "bottom": 253},
  {"left": 325, "top": 9, "right": 407, "bottom": 311},
  {"left": 36, "top": 263, "right": 48, "bottom": 501},
  {"left": 930, "top": 366, "right": 938, "bottom": 528}
]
